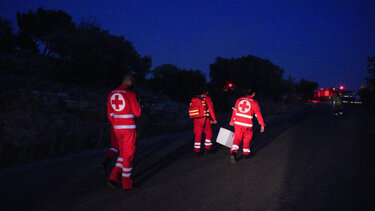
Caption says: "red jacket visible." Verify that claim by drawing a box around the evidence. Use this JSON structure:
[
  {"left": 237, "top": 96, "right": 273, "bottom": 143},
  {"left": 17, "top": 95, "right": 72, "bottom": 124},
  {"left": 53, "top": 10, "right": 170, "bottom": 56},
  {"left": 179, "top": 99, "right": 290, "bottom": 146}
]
[
  {"left": 107, "top": 85, "right": 141, "bottom": 130},
  {"left": 190, "top": 94, "right": 217, "bottom": 121},
  {"left": 230, "top": 95, "right": 265, "bottom": 128}
]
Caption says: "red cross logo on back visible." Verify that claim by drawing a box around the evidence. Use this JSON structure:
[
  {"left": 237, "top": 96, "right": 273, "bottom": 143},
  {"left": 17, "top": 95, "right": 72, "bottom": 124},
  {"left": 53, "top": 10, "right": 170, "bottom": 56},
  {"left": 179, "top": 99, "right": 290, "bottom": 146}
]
[
  {"left": 238, "top": 100, "right": 251, "bottom": 113},
  {"left": 111, "top": 93, "right": 125, "bottom": 111}
]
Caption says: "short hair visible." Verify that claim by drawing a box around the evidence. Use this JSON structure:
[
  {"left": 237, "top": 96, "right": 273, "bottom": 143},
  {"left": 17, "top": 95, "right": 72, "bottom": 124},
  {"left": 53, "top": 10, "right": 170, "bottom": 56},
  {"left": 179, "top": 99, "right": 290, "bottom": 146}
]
[
  {"left": 200, "top": 84, "right": 209, "bottom": 94},
  {"left": 123, "top": 73, "right": 135, "bottom": 82},
  {"left": 244, "top": 88, "right": 255, "bottom": 95}
]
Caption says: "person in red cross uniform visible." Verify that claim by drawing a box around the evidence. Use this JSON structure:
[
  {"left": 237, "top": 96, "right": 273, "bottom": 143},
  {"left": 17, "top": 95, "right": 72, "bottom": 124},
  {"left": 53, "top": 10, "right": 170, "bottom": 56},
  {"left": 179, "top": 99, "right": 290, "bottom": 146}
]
[
  {"left": 190, "top": 87, "right": 217, "bottom": 155},
  {"left": 107, "top": 74, "right": 141, "bottom": 190},
  {"left": 229, "top": 88, "right": 265, "bottom": 163}
]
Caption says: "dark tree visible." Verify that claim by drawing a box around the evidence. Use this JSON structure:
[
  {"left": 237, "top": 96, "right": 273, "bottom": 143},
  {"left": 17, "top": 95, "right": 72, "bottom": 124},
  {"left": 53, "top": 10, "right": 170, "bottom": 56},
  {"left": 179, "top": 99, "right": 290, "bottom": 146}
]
[
  {"left": 283, "top": 75, "right": 297, "bottom": 94},
  {"left": 210, "top": 56, "right": 285, "bottom": 98},
  {"left": 296, "top": 78, "right": 318, "bottom": 101},
  {"left": 149, "top": 64, "right": 206, "bottom": 103},
  {"left": 0, "top": 17, "right": 17, "bottom": 54},
  {"left": 366, "top": 56, "right": 375, "bottom": 90},
  {"left": 16, "top": 7, "right": 74, "bottom": 56},
  {"left": 359, "top": 56, "right": 375, "bottom": 106},
  {"left": 15, "top": 8, "right": 151, "bottom": 85},
  {"left": 54, "top": 22, "right": 151, "bottom": 85}
]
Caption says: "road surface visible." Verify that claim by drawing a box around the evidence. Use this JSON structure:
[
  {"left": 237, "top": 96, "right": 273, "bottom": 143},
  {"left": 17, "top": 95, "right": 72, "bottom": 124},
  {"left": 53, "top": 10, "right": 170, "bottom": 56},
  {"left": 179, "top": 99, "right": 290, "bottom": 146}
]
[{"left": 1, "top": 104, "right": 374, "bottom": 210}]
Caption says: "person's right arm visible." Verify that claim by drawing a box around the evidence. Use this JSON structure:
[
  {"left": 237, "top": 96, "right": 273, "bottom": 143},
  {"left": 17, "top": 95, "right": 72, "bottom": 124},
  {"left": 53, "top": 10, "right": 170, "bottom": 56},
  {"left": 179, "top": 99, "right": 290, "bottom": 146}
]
[
  {"left": 107, "top": 94, "right": 114, "bottom": 124},
  {"left": 229, "top": 99, "right": 239, "bottom": 126}
]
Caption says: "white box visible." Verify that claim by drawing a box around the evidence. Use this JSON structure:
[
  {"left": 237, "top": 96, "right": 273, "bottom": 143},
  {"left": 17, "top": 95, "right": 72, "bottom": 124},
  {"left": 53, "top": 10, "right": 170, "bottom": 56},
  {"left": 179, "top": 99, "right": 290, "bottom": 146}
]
[{"left": 216, "top": 127, "right": 234, "bottom": 148}]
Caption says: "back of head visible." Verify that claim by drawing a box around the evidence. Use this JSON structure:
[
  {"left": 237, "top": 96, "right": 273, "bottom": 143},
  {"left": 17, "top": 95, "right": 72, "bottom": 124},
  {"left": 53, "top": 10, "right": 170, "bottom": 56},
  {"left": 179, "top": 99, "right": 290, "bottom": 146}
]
[
  {"left": 123, "top": 73, "right": 135, "bottom": 86},
  {"left": 199, "top": 84, "right": 209, "bottom": 95},
  {"left": 244, "top": 88, "right": 255, "bottom": 96}
]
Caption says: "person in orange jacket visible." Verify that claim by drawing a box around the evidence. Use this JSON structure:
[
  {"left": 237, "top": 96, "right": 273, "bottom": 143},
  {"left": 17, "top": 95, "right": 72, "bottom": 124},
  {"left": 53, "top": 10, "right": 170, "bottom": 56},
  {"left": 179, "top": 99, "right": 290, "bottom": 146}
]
[
  {"left": 107, "top": 74, "right": 141, "bottom": 190},
  {"left": 190, "top": 87, "right": 217, "bottom": 155},
  {"left": 229, "top": 88, "right": 265, "bottom": 163}
]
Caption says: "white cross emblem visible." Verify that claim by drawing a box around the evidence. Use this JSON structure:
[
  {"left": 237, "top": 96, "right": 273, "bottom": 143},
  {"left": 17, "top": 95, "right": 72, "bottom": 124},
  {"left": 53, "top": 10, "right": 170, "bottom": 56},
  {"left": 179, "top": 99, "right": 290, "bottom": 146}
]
[
  {"left": 238, "top": 100, "right": 251, "bottom": 113},
  {"left": 110, "top": 93, "right": 126, "bottom": 111}
]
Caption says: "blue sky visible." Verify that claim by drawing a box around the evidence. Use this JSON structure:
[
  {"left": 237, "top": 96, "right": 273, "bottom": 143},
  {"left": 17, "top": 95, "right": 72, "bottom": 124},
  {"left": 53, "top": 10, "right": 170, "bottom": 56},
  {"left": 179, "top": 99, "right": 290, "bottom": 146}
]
[{"left": 1, "top": 0, "right": 374, "bottom": 90}]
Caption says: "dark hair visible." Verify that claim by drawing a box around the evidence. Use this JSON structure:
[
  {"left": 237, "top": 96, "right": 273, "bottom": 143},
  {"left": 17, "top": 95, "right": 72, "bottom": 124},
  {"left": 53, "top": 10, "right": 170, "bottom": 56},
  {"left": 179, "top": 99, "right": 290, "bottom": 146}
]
[
  {"left": 123, "top": 73, "right": 135, "bottom": 82},
  {"left": 244, "top": 88, "right": 255, "bottom": 95},
  {"left": 200, "top": 84, "right": 209, "bottom": 94}
]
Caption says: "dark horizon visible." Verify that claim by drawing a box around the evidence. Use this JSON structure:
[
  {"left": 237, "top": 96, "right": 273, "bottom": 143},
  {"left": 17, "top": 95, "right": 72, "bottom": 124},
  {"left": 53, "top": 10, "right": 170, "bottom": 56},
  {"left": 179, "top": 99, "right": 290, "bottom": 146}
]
[{"left": 1, "top": 0, "right": 374, "bottom": 90}]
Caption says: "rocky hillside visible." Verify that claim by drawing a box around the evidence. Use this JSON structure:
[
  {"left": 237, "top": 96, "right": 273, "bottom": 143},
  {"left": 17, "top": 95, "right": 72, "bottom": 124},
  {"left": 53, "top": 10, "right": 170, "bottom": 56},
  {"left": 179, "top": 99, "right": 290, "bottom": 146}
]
[{"left": 0, "top": 55, "right": 190, "bottom": 167}]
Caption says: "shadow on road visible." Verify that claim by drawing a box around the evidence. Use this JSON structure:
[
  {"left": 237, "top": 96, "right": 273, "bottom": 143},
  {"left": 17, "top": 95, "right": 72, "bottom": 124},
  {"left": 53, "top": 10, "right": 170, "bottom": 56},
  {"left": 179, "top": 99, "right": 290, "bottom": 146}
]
[
  {"left": 132, "top": 140, "right": 192, "bottom": 187},
  {"left": 250, "top": 109, "right": 310, "bottom": 158}
]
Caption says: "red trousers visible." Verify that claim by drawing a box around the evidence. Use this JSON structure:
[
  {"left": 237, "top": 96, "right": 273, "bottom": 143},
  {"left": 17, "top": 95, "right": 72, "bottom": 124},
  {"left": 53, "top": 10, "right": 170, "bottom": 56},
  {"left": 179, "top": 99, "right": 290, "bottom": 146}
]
[
  {"left": 193, "top": 117, "right": 213, "bottom": 152},
  {"left": 230, "top": 126, "right": 253, "bottom": 155},
  {"left": 105, "top": 126, "right": 119, "bottom": 160},
  {"left": 108, "top": 130, "right": 137, "bottom": 190}
]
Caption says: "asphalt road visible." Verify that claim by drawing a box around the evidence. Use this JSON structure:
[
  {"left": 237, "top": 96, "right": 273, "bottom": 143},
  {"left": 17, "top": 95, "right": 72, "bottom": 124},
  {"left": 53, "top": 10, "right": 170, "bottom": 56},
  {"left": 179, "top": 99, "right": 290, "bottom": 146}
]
[{"left": 1, "top": 104, "right": 374, "bottom": 210}]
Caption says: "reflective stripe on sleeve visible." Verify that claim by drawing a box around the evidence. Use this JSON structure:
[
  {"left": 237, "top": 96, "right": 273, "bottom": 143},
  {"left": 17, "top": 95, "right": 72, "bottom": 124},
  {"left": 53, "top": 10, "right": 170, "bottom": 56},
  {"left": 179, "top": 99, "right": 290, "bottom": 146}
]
[
  {"left": 110, "top": 147, "right": 118, "bottom": 152},
  {"left": 236, "top": 113, "right": 253, "bottom": 119},
  {"left": 115, "top": 163, "right": 123, "bottom": 168},
  {"left": 113, "top": 114, "right": 134, "bottom": 118},
  {"left": 117, "top": 158, "right": 123, "bottom": 162},
  {"left": 114, "top": 125, "right": 136, "bottom": 129},
  {"left": 234, "top": 121, "right": 253, "bottom": 127},
  {"left": 110, "top": 113, "right": 114, "bottom": 117}
]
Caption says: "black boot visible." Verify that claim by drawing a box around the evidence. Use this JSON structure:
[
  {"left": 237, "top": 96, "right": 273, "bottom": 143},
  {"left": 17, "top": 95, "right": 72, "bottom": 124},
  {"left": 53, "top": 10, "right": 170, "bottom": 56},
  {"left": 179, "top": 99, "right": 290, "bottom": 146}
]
[
  {"left": 101, "top": 158, "right": 111, "bottom": 171},
  {"left": 230, "top": 152, "right": 238, "bottom": 163},
  {"left": 107, "top": 180, "right": 119, "bottom": 189}
]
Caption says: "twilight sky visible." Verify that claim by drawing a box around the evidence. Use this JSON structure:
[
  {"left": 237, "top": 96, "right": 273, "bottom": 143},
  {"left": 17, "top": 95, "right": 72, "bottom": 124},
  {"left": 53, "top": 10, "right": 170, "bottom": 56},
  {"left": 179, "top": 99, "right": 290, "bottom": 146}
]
[{"left": 1, "top": 0, "right": 374, "bottom": 90}]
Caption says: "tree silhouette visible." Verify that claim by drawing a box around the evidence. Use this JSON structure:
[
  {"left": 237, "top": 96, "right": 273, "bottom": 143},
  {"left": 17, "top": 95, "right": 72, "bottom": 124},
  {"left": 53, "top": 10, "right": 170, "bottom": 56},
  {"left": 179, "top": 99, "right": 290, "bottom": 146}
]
[
  {"left": 296, "top": 78, "right": 318, "bottom": 100},
  {"left": 149, "top": 64, "right": 206, "bottom": 103},
  {"left": 210, "top": 55, "right": 285, "bottom": 98},
  {"left": 53, "top": 22, "right": 150, "bottom": 85},
  {"left": 14, "top": 8, "right": 151, "bottom": 85},
  {"left": 16, "top": 7, "right": 74, "bottom": 56},
  {"left": 0, "top": 17, "right": 17, "bottom": 54},
  {"left": 359, "top": 56, "right": 375, "bottom": 106}
]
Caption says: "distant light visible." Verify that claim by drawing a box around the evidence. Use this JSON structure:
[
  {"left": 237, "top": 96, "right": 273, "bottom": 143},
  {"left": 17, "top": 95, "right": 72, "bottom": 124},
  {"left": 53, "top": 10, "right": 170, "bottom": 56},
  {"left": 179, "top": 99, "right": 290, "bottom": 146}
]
[
  {"left": 223, "top": 82, "right": 234, "bottom": 91},
  {"left": 339, "top": 86, "right": 344, "bottom": 90}
]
